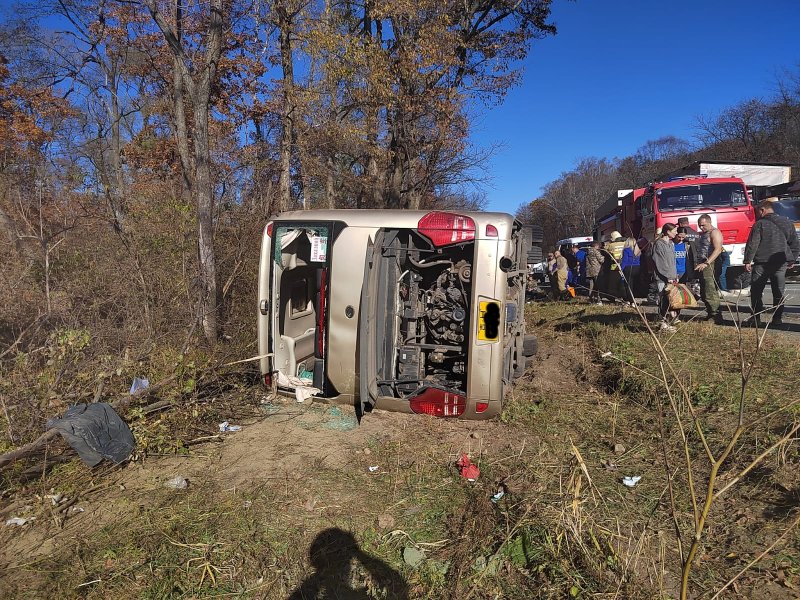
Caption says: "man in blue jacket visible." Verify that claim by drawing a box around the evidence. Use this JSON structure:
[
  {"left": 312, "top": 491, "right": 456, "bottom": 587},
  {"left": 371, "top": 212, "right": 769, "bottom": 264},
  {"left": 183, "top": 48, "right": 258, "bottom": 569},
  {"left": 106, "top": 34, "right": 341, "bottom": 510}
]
[{"left": 744, "top": 198, "right": 800, "bottom": 328}]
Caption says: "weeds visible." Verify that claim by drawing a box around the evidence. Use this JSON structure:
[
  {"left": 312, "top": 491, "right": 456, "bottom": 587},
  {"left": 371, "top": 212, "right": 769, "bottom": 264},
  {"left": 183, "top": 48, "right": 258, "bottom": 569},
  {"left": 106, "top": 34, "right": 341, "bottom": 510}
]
[{"left": 2, "top": 299, "right": 798, "bottom": 598}]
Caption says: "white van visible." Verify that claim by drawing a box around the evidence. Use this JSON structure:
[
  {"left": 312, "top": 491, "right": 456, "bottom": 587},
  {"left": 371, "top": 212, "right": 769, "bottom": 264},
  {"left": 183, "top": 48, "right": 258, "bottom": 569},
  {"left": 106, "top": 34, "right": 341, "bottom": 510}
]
[
  {"left": 258, "top": 210, "right": 542, "bottom": 420},
  {"left": 555, "top": 236, "right": 594, "bottom": 254}
]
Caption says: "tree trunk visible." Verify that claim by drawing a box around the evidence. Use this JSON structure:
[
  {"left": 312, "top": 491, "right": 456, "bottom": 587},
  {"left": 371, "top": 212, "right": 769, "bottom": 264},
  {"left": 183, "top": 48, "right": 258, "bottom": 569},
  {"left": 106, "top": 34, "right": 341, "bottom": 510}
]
[
  {"left": 172, "top": 0, "right": 194, "bottom": 198},
  {"left": 325, "top": 156, "right": 335, "bottom": 209},
  {"left": 363, "top": 5, "right": 384, "bottom": 208},
  {"left": 147, "top": 0, "right": 222, "bottom": 343},
  {"left": 192, "top": 96, "right": 219, "bottom": 343},
  {"left": 278, "top": 5, "right": 294, "bottom": 213},
  {"left": 386, "top": 118, "right": 405, "bottom": 209},
  {"left": 107, "top": 63, "right": 126, "bottom": 230},
  {"left": 367, "top": 151, "right": 384, "bottom": 208}
]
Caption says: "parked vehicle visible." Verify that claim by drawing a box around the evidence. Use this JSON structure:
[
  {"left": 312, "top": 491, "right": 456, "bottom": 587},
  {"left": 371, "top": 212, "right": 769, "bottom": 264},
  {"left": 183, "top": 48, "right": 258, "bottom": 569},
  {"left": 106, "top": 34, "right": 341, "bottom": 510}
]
[
  {"left": 661, "top": 160, "right": 792, "bottom": 192},
  {"left": 555, "top": 236, "right": 594, "bottom": 254},
  {"left": 637, "top": 176, "right": 757, "bottom": 289},
  {"left": 768, "top": 193, "right": 800, "bottom": 275},
  {"left": 530, "top": 260, "right": 548, "bottom": 282},
  {"left": 770, "top": 196, "right": 800, "bottom": 232},
  {"left": 258, "top": 210, "right": 542, "bottom": 420},
  {"left": 596, "top": 162, "right": 793, "bottom": 290}
]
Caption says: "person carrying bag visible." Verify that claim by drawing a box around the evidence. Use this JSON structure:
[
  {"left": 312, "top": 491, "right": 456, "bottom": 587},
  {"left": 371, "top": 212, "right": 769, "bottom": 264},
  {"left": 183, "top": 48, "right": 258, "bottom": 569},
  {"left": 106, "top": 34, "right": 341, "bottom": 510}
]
[{"left": 666, "top": 282, "right": 698, "bottom": 310}]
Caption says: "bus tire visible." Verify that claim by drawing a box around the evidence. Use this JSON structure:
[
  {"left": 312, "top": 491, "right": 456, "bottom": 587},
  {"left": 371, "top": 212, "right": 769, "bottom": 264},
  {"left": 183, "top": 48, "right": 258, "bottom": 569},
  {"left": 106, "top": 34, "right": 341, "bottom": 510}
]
[
  {"left": 514, "top": 354, "right": 527, "bottom": 378},
  {"left": 522, "top": 335, "right": 538, "bottom": 357}
]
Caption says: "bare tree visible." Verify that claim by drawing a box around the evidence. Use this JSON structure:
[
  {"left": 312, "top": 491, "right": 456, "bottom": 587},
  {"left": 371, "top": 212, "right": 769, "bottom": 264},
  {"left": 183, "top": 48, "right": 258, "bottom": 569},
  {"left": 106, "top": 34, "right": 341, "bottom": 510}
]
[{"left": 144, "top": 0, "right": 224, "bottom": 343}]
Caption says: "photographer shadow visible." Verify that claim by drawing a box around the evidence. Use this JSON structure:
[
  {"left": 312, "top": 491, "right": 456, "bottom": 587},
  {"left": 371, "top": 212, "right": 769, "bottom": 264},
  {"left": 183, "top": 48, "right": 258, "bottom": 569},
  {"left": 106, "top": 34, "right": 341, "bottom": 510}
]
[{"left": 288, "top": 528, "right": 409, "bottom": 600}]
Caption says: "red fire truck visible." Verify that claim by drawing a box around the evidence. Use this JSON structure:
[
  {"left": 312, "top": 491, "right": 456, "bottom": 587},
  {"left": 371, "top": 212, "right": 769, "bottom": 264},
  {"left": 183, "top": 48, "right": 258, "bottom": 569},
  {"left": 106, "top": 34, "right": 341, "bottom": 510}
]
[
  {"left": 635, "top": 175, "right": 755, "bottom": 288},
  {"left": 596, "top": 161, "right": 794, "bottom": 291}
]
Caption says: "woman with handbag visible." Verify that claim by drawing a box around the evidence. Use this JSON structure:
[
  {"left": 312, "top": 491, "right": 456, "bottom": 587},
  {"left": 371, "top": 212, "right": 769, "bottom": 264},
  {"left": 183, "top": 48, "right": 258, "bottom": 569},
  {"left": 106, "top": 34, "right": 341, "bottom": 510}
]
[{"left": 652, "top": 223, "right": 680, "bottom": 332}]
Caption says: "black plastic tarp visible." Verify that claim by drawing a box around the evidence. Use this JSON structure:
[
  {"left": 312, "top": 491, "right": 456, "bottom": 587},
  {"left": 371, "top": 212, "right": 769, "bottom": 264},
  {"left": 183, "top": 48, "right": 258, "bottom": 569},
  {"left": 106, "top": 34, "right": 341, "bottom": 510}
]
[{"left": 46, "top": 403, "right": 135, "bottom": 467}]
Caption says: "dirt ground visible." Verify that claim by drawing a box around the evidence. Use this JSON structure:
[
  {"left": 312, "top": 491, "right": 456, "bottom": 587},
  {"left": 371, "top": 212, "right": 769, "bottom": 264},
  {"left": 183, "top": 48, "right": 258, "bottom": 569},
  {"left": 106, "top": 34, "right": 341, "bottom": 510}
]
[{"left": 0, "top": 392, "right": 533, "bottom": 597}]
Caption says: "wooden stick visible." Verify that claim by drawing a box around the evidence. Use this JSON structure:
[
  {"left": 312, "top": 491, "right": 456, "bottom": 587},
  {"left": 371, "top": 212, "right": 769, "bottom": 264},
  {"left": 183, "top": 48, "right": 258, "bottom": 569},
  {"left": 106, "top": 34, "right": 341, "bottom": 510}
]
[{"left": 0, "top": 430, "right": 59, "bottom": 470}]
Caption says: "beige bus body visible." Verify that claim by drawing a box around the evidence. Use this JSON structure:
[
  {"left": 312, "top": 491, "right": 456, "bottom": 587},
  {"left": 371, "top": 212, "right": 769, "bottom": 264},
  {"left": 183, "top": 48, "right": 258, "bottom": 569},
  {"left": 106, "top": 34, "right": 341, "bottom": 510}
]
[{"left": 257, "top": 209, "right": 538, "bottom": 420}]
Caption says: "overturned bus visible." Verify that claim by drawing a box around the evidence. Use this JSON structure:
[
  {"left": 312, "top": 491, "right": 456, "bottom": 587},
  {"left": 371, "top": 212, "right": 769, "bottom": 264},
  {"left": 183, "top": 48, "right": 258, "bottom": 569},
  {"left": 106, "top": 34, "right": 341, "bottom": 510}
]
[{"left": 258, "top": 210, "right": 542, "bottom": 420}]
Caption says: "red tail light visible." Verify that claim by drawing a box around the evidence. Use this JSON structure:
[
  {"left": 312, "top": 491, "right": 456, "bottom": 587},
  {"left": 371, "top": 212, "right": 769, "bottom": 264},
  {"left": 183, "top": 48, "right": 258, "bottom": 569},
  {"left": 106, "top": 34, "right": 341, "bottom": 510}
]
[
  {"left": 486, "top": 224, "right": 498, "bottom": 237},
  {"left": 417, "top": 212, "right": 475, "bottom": 246},
  {"left": 264, "top": 373, "right": 272, "bottom": 387},
  {"left": 266, "top": 221, "right": 273, "bottom": 237},
  {"left": 409, "top": 387, "right": 466, "bottom": 417},
  {"left": 317, "top": 268, "right": 327, "bottom": 357},
  {"left": 475, "top": 402, "right": 489, "bottom": 413}
]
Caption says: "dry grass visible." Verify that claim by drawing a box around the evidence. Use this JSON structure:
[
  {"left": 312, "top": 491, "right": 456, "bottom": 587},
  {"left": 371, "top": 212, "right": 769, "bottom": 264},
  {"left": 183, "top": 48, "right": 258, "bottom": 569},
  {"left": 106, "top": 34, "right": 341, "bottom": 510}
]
[{"left": 1, "top": 300, "right": 798, "bottom": 599}]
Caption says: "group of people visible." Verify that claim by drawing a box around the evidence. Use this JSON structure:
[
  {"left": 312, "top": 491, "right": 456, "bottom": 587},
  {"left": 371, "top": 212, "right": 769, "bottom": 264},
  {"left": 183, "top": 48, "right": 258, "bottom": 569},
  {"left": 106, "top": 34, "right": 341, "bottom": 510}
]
[{"left": 541, "top": 197, "right": 799, "bottom": 331}]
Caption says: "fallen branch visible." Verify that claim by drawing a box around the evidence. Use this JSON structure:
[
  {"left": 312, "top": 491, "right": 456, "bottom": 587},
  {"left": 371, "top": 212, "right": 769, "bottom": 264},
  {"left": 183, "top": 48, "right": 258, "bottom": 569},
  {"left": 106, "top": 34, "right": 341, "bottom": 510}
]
[
  {"left": 0, "top": 372, "right": 180, "bottom": 471},
  {"left": 185, "top": 434, "right": 223, "bottom": 446},
  {"left": 0, "top": 430, "right": 59, "bottom": 470},
  {"left": 0, "top": 353, "right": 270, "bottom": 472},
  {"left": 141, "top": 400, "right": 173, "bottom": 416}
]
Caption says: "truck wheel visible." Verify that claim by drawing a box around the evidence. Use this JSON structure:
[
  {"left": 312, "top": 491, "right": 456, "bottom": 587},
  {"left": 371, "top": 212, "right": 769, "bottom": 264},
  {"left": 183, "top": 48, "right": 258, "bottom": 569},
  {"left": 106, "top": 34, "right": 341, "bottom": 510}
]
[{"left": 522, "top": 335, "right": 538, "bottom": 357}]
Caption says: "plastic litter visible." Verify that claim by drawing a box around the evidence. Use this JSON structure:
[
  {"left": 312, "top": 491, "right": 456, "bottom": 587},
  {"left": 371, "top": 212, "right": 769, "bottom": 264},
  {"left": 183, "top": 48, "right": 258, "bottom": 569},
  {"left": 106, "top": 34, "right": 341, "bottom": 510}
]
[
  {"left": 368, "top": 466, "right": 380, "bottom": 472},
  {"left": 5, "top": 516, "right": 33, "bottom": 526},
  {"left": 164, "top": 476, "right": 189, "bottom": 490},
  {"left": 490, "top": 490, "right": 505, "bottom": 503},
  {"left": 129, "top": 377, "right": 150, "bottom": 394},
  {"left": 45, "top": 492, "right": 63, "bottom": 506},
  {"left": 46, "top": 403, "right": 135, "bottom": 467},
  {"left": 403, "top": 546, "right": 425, "bottom": 567},
  {"left": 218, "top": 421, "right": 242, "bottom": 433},
  {"left": 622, "top": 476, "right": 642, "bottom": 487},
  {"left": 456, "top": 454, "right": 480, "bottom": 481}
]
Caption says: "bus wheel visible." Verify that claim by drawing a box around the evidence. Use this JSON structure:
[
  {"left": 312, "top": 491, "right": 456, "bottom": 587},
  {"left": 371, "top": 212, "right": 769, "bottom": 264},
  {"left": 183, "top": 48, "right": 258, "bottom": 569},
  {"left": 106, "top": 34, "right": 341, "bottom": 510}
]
[
  {"left": 514, "top": 354, "right": 527, "bottom": 378},
  {"left": 522, "top": 335, "right": 538, "bottom": 357}
]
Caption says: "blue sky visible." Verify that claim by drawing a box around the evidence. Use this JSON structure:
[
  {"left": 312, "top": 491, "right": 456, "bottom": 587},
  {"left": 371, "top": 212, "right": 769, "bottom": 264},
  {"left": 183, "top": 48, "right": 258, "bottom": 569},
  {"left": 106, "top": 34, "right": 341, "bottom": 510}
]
[{"left": 475, "top": 0, "right": 800, "bottom": 214}]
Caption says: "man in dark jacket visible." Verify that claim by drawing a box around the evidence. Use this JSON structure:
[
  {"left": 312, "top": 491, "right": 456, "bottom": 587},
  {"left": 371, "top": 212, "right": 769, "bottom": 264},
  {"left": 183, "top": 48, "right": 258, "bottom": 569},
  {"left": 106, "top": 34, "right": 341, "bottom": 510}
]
[{"left": 744, "top": 198, "right": 800, "bottom": 327}]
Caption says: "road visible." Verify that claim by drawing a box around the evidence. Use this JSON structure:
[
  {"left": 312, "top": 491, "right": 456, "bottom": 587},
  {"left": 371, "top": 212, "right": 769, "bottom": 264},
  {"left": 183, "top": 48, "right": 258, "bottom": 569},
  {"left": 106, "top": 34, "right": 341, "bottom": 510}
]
[
  {"left": 539, "top": 280, "right": 800, "bottom": 335},
  {"left": 653, "top": 281, "right": 800, "bottom": 335}
]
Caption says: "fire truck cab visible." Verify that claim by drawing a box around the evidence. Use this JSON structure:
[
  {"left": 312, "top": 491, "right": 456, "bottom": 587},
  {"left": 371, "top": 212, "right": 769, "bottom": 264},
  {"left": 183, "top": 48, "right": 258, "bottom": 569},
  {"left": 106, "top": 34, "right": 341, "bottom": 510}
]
[{"left": 636, "top": 175, "right": 756, "bottom": 289}]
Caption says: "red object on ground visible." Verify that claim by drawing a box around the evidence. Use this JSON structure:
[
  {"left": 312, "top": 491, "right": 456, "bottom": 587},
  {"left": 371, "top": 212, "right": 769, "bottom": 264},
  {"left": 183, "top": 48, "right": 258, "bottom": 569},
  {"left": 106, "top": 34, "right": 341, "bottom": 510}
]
[{"left": 457, "top": 454, "right": 480, "bottom": 481}]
